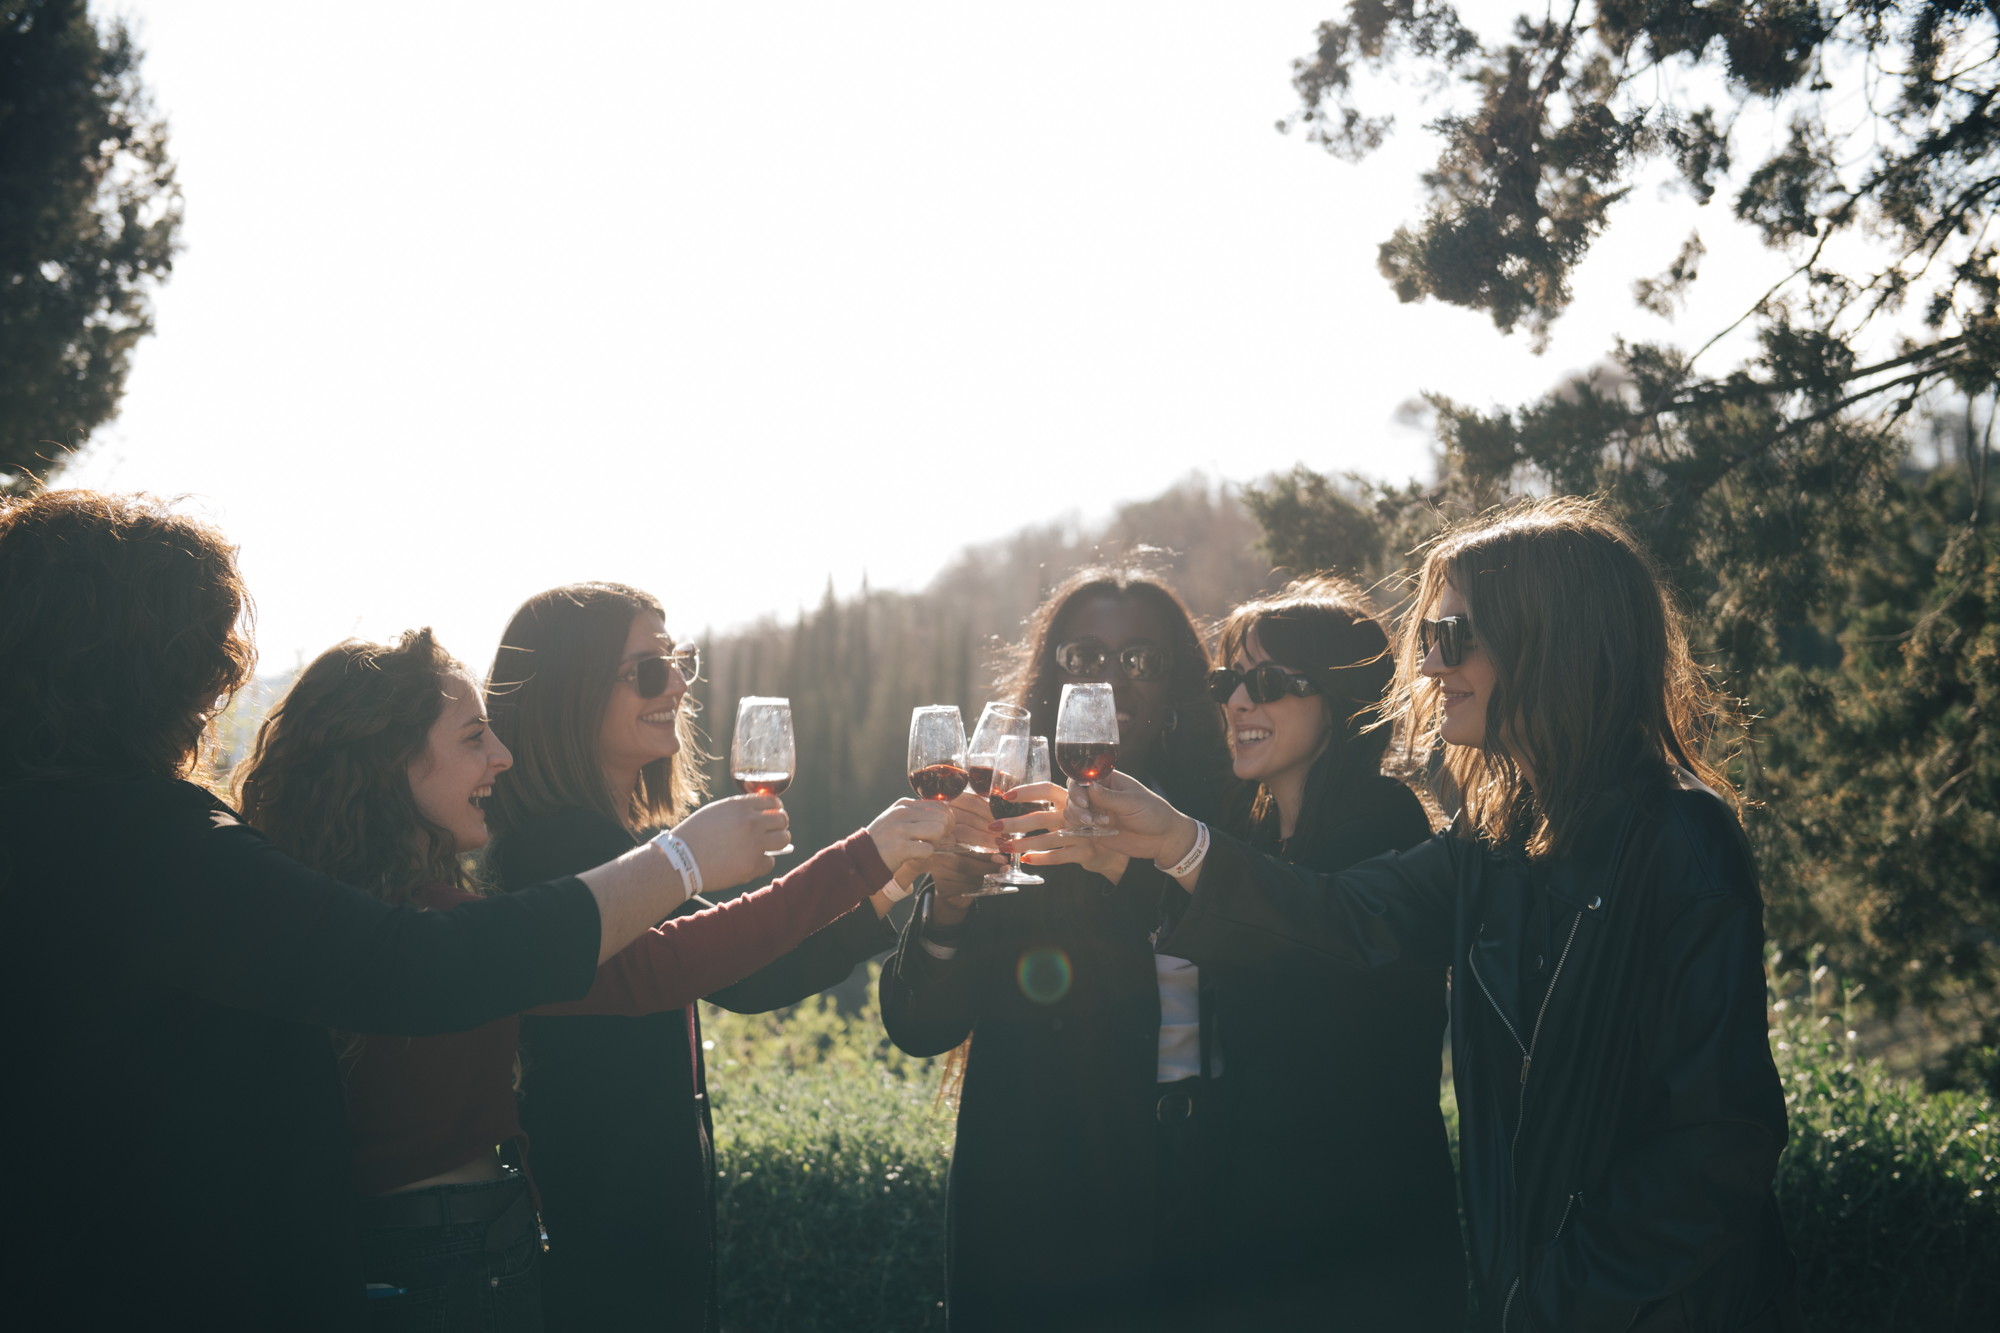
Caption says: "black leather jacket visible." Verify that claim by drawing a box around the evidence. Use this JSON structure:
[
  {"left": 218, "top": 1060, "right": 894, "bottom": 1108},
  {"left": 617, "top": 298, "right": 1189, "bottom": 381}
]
[{"left": 1158, "top": 774, "right": 1801, "bottom": 1332}]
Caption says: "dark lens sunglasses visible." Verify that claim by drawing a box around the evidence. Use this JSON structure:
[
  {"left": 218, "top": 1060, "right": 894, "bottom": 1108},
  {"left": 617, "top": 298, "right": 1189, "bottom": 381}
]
[
  {"left": 620, "top": 646, "right": 701, "bottom": 698},
  {"left": 1416, "top": 615, "right": 1475, "bottom": 669},
  {"left": 1055, "top": 639, "right": 1174, "bottom": 682},
  {"left": 1206, "top": 664, "right": 1320, "bottom": 706}
]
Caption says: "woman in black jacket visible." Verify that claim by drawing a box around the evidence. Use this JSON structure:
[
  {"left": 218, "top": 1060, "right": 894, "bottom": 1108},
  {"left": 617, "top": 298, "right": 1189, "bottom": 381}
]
[
  {"left": 0, "top": 491, "right": 724, "bottom": 1330},
  {"left": 480, "top": 582, "right": 911, "bottom": 1332},
  {"left": 882, "top": 566, "right": 1455, "bottom": 1329},
  {"left": 1065, "top": 499, "right": 1803, "bottom": 1333}
]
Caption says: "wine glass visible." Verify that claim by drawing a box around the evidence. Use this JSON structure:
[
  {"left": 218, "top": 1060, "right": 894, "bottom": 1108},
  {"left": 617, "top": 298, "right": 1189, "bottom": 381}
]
[
  {"left": 731, "top": 697, "right": 795, "bottom": 796},
  {"left": 907, "top": 705, "right": 969, "bottom": 802},
  {"left": 1055, "top": 682, "right": 1119, "bottom": 836},
  {"left": 963, "top": 702, "right": 1030, "bottom": 854},
  {"left": 982, "top": 735, "right": 1051, "bottom": 893}
]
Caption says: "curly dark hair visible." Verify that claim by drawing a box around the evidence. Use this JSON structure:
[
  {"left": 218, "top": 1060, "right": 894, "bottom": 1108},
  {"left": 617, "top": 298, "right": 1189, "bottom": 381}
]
[
  {"left": 0, "top": 490, "right": 255, "bottom": 787},
  {"left": 234, "top": 629, "right": 471, "bottom": 903},
  {"left": 995, "top": 563, "right": 1235, "bottom": 824}
]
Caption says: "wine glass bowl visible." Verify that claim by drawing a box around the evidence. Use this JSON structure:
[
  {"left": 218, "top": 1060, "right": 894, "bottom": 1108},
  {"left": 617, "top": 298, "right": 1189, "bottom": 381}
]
[
  {"left": 907, "top": 706, "right": 969, "bottom": 802},
  {"left": 731, "top": 697, "right": 796, "bottom": 797},
  {"left": 982, "top": 735, "right": 1050, "bottom": 893},
  {"left": 963, "top": 702, "right": 1030, "bottom": 855},
  {"left": 1055, "top": 682, "right": 1120, "bottom": 836}
]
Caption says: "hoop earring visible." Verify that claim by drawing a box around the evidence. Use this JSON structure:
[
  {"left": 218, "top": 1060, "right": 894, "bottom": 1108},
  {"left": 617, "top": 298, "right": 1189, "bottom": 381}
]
[{"left": 1163, "top": 707, "right": 1179, "bottom": 735}]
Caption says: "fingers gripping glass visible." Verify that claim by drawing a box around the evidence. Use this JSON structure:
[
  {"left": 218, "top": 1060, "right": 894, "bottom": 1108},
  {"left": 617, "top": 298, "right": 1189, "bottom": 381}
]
[
  {"left": 1206, "top": 664, "right": 1320, "bottom": 706},
  {"left": 1055, "top": 639, "right": 1174, "bottom": 681},
  {"left": 619, "top": 647, "right": 702, "bottom": 698},
  {"left": 983, "top": 735, "right": 1050, "bottom": 894},
  {"left": 1416, "top": 615, "right": 1476, "bottom": 669}
]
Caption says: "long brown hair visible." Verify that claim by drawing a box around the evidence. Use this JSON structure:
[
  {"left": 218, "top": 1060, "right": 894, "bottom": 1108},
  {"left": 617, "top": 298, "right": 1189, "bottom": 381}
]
[
  {"left": 1386, "top": 496, "right": 1733, "bottom": 859},
  {"left": 485, "top": 582, "right": 708, "bottom": 835},
  {"left": 1216, "top": 574, "right": 1399, "bottom": 845},
  {"left": 0, "top": 490, "right": 255, "bottom": 787},
  {"left": 234, "top": 629, "right": 471, "bottom": 902},
  {"left": 994, "top": 563, "right": 1233, "bottom": 822}
]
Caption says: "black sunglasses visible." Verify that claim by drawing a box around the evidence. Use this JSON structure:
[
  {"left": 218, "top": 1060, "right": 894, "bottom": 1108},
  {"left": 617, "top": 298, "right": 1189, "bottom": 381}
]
[
  {"left": 1416, "top": 615, "right": 1476, "bottom": 669},
  {"left": 618, "top": 646, "right": 701, "bottom": 698},
  {"left": 1055, "top": 639, "right": 1174, "bottom": 682},
  {"left": 1206, "top": 664, "right": 1320, "bottom": 706}
]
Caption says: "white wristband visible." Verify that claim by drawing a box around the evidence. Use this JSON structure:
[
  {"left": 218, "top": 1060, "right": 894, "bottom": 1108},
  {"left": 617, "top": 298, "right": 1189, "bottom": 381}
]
[
  {"left": 877, "top": 876, "right": 912, "bottom": 904},
  {"left": 1156, "top": 820, "right": 1209, "bottom": 881},
  {"left": 648, "top": 830, "right": 703, "bottom": 898}
]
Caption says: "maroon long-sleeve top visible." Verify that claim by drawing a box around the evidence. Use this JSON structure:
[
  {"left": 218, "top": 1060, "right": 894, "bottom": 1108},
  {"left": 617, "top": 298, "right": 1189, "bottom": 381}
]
[{"left": 343, "top": 830, "right": 891, "bottom": 1197}]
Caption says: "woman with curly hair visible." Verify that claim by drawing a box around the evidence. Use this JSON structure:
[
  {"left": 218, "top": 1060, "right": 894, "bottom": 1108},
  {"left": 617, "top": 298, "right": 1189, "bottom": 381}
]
[
  {"left": 1061, "top": 499, "right": 1802, "bottom": 1332},
  {"left": 0, "top": 491, "right": 752, "bottom": 1329},
  {"left": 232, "top": 627, "right": 948, "bottom": 1329},
  {"left": 879, "top": 564, "right": 1246, "bottom": 1330}
]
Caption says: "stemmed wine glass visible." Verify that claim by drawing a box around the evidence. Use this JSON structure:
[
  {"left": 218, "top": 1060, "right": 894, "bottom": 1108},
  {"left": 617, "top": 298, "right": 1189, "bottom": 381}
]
[
  {"left": 963, "top": 702, "right": 1030, "bottom": 855},
  {"left": 983, "top": 735, "right": 1051, "bottom": 892},
  {"left": 1055, "top": 681, "right": 1120, "bottom": 836},
  {"left": 907, "top": 705, "right": 969, "bottom": 802},
  {"left": 731, "top": 697, "right": 795, "bottom": 796}
]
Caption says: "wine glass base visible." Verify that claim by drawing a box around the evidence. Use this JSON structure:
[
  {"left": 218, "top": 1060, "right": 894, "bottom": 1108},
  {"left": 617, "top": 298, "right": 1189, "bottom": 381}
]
[
  {"left": 976, "top": 870, "right": 1037, "bottom": 892},
  {"left": 1062, "top": 826, "right": 1121, "bottom": 838}
]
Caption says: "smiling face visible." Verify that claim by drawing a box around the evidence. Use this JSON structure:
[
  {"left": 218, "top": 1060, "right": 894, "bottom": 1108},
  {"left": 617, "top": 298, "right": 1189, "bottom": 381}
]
[
  {"left": 407, "top": 669, "right": 513, "bottom": 855},
  {"left": 1051, "top": 592, "right": 1176, "bottom": 775},
  {"left": 1225, "top": 630, "right": 1334, "bottom": 790},
  {"left": 1421, "top": 583, "right": 1498, "bottom": 749},
  {"left": 598, "top": 609, "right": 686, "bottom": 792}
]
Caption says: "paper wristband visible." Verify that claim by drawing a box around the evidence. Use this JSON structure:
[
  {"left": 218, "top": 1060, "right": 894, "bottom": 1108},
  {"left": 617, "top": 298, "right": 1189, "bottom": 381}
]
[
  {"left": 878, "top": 876, "right": 912, "bottom": 904},
  {"left": 1157, "top": 820, "right": 1210, "bottom": 880},
  {"left": 648, "top": 830, "right": 704, "bottom": 898}
]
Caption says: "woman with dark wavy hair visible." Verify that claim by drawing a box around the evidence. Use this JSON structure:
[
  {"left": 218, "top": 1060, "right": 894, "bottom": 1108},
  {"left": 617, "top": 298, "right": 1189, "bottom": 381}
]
[
  {"left": 479, "top": 582, "right": 926, "bottom": 1332},
  {"left": 0, "top": 491, "right": 759, "bottom": 1329},
  {"left": 1065, "top": 499, "right": 1802, "bottom": 1333},
  {"left": 878, "top": 563, "right": 1242, "bottom": 1331},
  {"left": 233, "top": 626, "right": 945, "bottom": 1329}
]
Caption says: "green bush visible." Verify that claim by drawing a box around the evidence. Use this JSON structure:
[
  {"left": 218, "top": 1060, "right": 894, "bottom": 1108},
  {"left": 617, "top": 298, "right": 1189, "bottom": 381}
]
[{"left": 707, "top": 961, "right": 2000, "bottom": 1331}]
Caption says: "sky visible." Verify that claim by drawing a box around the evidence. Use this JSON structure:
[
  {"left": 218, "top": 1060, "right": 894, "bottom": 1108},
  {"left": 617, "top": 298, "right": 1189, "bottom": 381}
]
[{"left": 61, "top": 1, "right": 1819, "bottom": 674}]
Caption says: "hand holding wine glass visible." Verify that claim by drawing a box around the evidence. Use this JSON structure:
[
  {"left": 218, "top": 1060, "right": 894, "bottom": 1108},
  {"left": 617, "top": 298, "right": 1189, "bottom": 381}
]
[
  {"left": 980, "top": 734, "right": 1052, "bottom": 893},
  {"left": 731, "top": 696, "right": 796, "bottom": 797},
  {"left": 1055, "top": 682, "right": 1120, "bottom": 836}
]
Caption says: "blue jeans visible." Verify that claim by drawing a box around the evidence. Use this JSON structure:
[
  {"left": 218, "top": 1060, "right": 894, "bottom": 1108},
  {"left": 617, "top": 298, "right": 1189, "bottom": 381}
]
[{"left": 360, "top": 1175, "right": 545, "bottom": 1333}]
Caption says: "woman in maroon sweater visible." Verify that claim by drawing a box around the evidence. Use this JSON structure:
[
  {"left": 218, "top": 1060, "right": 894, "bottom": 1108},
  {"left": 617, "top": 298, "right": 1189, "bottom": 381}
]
[{"left": 234, "top": 628, "right": 947, "bottom": 1330}]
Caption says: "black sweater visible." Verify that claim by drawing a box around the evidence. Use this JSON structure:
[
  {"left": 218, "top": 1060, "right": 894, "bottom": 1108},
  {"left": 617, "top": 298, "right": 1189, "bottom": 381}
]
[
  {"left": 1, "top": 778, "right": 603, "bottom": 1330},
  {"left": 486, "top": 807, "right": 897, "bottom": 1333}
]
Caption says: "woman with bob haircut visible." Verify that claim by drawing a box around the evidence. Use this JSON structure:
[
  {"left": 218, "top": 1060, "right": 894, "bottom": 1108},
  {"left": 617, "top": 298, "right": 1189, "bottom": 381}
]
[
  {"left": 479, "top": 582, "right": 925, "bottom": 1332},
  {"left": 997, "top": 574, "right": 1462, "bottom": 1328},
  {"left": 1058, "top": 498, "right": 1802, "bottom": 1332},
  {"left": 232, "top": 627, "right": 944, "bottom": 1329},
  {"left": 0, "top": 492, "right": 797, "bottom": 1329}
]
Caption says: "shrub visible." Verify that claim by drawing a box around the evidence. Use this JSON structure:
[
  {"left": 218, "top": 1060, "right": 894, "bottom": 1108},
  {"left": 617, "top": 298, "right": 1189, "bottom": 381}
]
[
  {"left": 705, "top": 968, "right": 953, "bottom": 1332},
  {"left": 707, "top": 961, "right": 2000, "bottom": 1331}
]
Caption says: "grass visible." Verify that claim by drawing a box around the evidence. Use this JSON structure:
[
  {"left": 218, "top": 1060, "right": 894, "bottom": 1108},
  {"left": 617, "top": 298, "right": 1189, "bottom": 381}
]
[{"left": 704, "top": 959, "right": 2000, "bottom": 1331}]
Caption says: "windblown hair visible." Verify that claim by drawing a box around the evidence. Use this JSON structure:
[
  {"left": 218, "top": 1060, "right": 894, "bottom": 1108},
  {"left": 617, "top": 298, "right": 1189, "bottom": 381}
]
[
  {"left": 0, "top": 490, "right": 255, "bottom": 787},
  {"left": 1386, "top": 496, "right": 1733, "bottom": 859},
  {"left": 485, "top": 582, "right": 708, "bottom": 836},
  {"left": 995, "top": 562, "right": 1233, "bottom": 823},
  {"left": 1216, "top": 575, "right": 1399, "bottom": 843},
  {"left": 234, "top": 629, "right": 471, "bottom": 903}
]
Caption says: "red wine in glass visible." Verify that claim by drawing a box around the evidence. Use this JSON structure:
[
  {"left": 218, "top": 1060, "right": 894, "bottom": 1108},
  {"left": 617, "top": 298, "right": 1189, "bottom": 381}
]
[
  {"left": 734, "top": 771, "right": 793, "bottom": 797},
  {"left": 967, "top": 764, "right": 996, "bottom": 797},
  {"left": 1056, "top": 741, "right": 1117, "bottom": 784},
  {"left": 910, "top": 762, "right": 970, "bottom": 802}
]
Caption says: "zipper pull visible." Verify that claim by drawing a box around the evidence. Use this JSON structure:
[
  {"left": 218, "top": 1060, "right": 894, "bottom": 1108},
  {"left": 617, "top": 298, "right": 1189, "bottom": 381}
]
[{"left": 1519, "top": 1054, "right": 1532, "bottom": 1085}]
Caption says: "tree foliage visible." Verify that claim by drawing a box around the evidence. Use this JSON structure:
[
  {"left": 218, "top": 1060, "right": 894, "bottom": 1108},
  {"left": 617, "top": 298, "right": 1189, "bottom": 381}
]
[
  {"left": 1262, "top": 1, "right": 2000, "bottom": 1072},
  {"left": 0, "top": 0, "right": 180, "bottom": 492}
]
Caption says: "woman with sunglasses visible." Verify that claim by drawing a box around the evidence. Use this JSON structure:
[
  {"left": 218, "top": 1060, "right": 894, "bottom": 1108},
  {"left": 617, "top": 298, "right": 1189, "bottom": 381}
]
[
  {"left": 1051, "top": 501, "right": 1802, "bottom": 1333},
  {"left": 881, "top": 564, "right": 1245, "bottom": 1330},
  {"left": 480, "top": 583, "right": 925, "bottom": 1333},
  {"left": 1001, "top": 575, "right": 1462, "bottom": 1327}
]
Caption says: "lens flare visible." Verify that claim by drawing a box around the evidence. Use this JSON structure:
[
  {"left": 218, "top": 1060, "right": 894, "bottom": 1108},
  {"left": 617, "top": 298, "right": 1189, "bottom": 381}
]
[{"left": 1016, "top": 947, "right": 1072, "bottom": 1005}]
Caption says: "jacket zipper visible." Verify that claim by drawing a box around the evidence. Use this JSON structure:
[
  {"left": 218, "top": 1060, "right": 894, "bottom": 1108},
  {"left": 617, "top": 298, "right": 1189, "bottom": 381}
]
[
  {"left": 1502, "top": 1193, "right": 1581, "bottom": 1331},
  {"left": 1469, "top": 908, "right": 1584, "bottom": 1332}
]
